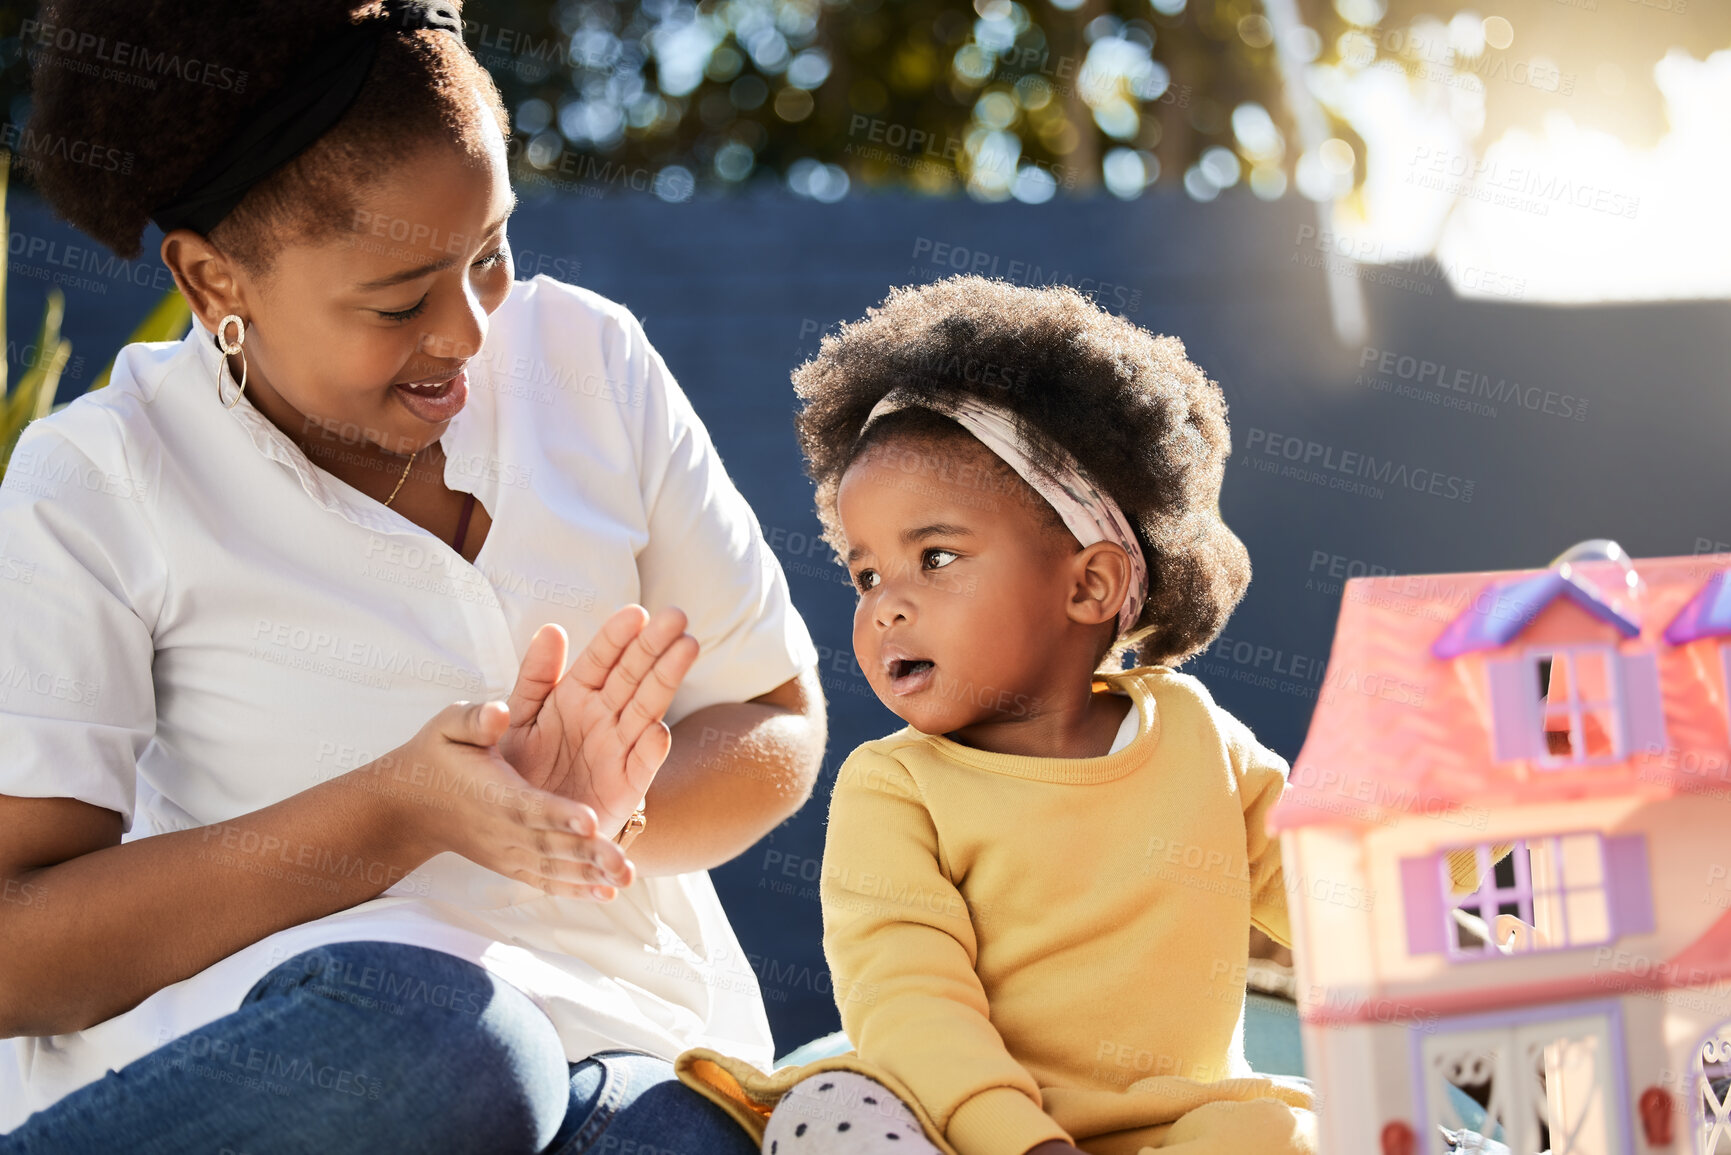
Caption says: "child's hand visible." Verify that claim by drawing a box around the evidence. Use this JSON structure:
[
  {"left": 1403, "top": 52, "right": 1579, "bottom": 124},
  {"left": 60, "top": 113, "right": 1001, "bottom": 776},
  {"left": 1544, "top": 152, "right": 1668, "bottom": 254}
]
[
  {"left": 1023, "top": 1142, "right": 1089, "bottom": 1155},
  {"left": 497, "top": 606, "right": 698, "bottom": 841}
]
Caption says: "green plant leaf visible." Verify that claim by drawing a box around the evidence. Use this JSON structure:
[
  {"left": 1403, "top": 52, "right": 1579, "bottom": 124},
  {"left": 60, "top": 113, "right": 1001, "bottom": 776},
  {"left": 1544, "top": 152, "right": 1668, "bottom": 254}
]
[
  {"left": 0, "top": 286, "right": 70, "bottom": 474},
  {"left": 0, "top": 149, "right": 11, "bottom": 406},
  {"left": 0, "top": 283, "right": 189, "bottom": 477}
]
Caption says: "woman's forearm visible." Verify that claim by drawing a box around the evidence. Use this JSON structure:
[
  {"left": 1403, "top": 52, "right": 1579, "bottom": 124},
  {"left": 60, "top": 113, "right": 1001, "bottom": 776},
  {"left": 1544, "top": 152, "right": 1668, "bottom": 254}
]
[
  {"left": 630, "top": 666, "right": 826, "bottom": 875},
  {"left": 0, "top": 765, "right": 429, "bottom": 1039},
  {"left": 0, "top": 667, "right": 826, "bottom": 1034}
]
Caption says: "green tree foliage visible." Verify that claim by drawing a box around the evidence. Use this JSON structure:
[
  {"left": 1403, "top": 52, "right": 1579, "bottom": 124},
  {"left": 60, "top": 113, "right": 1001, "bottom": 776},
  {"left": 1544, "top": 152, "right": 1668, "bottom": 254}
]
[
  {"left": 7, "top": 0, "right": 1718, "bottom": 209},
  {"left": 439, "top": 0, "right": 1302, "bottom": 200}
]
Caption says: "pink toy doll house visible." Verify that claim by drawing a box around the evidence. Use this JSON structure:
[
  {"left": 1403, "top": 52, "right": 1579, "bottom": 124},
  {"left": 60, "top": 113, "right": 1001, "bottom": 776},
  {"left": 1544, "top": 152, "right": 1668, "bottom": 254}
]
[{"left": 1269, "top": 541, "right": 1731, "bottom": 1155}]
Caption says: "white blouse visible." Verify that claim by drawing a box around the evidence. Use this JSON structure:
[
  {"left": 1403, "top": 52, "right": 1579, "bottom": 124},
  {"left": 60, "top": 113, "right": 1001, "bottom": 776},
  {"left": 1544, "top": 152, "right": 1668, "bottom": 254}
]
[{"left": 0, "top": 274, "right": 818, "bottom": 1125}]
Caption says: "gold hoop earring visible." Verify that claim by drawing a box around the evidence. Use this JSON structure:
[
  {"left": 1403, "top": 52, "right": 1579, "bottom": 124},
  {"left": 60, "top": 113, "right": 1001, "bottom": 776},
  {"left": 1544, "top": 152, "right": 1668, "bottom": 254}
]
[{"left": 215, "top": 314, "right": 248, "bottom": 409}]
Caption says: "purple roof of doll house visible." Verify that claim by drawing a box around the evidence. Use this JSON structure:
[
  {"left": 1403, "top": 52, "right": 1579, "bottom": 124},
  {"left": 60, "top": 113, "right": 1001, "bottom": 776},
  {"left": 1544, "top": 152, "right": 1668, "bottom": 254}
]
[
  {"left": 1662, "top": 568, "right": 1731, "bottom": 644},
  {"left": 1270, "top": 553, "right": 1731, "bottom": 833},
  {"left": 1430, "top": 565, "right": 1641, "bottom": 659}
]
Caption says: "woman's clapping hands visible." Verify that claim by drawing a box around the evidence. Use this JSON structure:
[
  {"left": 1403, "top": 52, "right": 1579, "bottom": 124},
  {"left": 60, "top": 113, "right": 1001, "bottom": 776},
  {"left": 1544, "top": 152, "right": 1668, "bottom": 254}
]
[
  {"left": 380, "top": 605, "right": 696, "bottom": 902},
  {"left": 498, "top": 606, "right": 698, "bottom": 841},
  {"left": 379, "top": 698, "right": 633, "bottom": 901}
]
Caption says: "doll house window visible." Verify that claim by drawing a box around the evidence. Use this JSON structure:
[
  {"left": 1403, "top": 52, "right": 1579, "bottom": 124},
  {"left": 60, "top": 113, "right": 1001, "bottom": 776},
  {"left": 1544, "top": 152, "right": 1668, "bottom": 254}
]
[
  {"left": 1400, "top": 833, "right": 1654, "bottom": 961},
  {"left": 1485, "top": 646, "right": 1667, "bottom": 767},
  {"left": 1535, "top": 649, "right": 1619, "bottom": 764}
]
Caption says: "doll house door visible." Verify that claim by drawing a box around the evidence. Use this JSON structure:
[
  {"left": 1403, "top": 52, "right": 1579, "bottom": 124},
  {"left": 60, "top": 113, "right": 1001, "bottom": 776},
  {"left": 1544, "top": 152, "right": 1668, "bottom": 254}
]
[
  {"left": 1693, "top": 1024, "right": 1731, "bottom": 1154},
  {"left": 1418, "top": 1007, "right": 1627, "bottom": 1154}
]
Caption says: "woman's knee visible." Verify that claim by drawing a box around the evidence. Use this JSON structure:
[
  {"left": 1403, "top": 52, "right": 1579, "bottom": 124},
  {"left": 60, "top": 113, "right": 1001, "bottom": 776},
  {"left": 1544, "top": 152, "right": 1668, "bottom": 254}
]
[
  {"left": 557, "top": 1051, "right": 759, "bottom": 1155},
  {"left": 248, "top": 941, "right": 569, "bottom": 1152}
]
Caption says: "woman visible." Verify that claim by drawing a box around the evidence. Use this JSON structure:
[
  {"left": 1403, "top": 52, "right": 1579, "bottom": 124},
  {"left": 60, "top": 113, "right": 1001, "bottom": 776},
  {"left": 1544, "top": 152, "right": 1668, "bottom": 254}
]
[{"left": 0, "top": 1, "right": 825, "bottom": 1151}]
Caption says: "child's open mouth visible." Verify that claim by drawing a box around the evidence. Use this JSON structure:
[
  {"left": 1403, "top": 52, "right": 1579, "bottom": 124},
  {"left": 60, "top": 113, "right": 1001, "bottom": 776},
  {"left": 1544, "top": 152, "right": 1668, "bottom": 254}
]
[{"left": 886, "top": 656, "right": 936, "bottom": 696}]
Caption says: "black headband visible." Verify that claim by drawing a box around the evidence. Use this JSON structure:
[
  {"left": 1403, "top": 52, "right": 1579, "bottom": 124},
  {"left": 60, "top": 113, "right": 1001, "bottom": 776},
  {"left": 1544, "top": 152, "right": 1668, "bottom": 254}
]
[{"left": 148, "top": 0, "right": 464, "bottom": 238}]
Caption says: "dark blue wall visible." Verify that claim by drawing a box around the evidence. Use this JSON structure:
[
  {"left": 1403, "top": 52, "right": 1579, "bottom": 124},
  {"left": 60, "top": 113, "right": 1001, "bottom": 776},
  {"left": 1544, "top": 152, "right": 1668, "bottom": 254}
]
[{"left": 12, "top": 186, "right": 1731, "bottom": 1052}]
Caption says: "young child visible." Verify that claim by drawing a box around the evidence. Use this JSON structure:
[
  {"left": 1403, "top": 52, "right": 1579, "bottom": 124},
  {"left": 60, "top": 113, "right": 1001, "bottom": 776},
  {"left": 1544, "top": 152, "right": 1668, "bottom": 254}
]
[{"left": 675, "top": 276, "right": 1316, "bottom": 1155}]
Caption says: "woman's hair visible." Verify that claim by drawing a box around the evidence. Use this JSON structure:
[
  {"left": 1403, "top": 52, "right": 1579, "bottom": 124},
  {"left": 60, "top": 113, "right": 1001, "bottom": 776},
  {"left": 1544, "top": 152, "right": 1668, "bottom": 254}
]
[
  {"left": 794, "top": 275, "right": 1251, "bottom": 668},
  {"left": 21, "top": 0, "right": 509, "bottom": 271}
]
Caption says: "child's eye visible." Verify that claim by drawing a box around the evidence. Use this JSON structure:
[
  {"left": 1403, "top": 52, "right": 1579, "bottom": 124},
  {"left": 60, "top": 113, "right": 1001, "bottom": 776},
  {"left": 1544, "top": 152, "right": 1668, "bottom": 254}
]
[
  {"left": 377, "top": 247, "right": 512, "bottom": 322},
  {"left": 853, "top": 568, "right": 880, "bottom": 592},
  {"left": 923, "top": 549, "right": 959, "bottom": 570}
]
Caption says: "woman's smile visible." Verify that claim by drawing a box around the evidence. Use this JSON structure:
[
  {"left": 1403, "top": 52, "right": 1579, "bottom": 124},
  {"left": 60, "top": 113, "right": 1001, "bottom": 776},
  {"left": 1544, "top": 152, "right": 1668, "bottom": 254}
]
[{"left": 391, "top": 366, "right": 469, "bottom": 423}]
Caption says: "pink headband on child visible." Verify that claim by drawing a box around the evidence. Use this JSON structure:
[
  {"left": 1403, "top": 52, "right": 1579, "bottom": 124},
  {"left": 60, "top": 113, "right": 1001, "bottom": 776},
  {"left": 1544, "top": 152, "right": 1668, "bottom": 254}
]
[{"left": 859, "top": 388, "right": 1150, "bottom": 638}]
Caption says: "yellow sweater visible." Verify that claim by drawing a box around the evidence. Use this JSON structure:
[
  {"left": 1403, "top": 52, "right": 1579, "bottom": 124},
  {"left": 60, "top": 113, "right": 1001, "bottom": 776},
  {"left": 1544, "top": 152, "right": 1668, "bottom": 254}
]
[
  {"left": 676, "top": 666, "right": 1311, "bottom": 1155},
  {"left": 817, "top": 666, "right": 1294, "bottom": 1153}
]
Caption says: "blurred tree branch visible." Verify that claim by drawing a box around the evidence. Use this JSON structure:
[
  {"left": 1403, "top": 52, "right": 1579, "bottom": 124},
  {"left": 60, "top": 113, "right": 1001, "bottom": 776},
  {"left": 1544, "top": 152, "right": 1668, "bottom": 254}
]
[{"left": 0, "top": 0, "right": 1723, "bottom": 207}]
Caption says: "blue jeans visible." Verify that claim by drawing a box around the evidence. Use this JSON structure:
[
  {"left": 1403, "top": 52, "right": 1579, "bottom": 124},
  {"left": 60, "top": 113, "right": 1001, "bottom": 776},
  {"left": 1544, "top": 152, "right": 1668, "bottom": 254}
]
[{"left": 0, "top": 941, "right": 759, "bottom": 1155}]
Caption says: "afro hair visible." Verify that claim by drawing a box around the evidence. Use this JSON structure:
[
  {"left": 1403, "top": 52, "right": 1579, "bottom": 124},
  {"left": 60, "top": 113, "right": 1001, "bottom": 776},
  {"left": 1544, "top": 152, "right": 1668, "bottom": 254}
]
[
  {"left": 20, "top": 0, "right": 508, "bottom": 272},
  {"left": 794, "top": 275, "right": 1251, "bottom": 668}
]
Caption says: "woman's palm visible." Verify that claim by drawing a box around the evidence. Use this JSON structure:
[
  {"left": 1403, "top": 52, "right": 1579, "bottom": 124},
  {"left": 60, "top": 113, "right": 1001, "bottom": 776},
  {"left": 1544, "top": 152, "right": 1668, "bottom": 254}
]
[{"left": 499, "top": 607, "right": 698, "bottom": 838}]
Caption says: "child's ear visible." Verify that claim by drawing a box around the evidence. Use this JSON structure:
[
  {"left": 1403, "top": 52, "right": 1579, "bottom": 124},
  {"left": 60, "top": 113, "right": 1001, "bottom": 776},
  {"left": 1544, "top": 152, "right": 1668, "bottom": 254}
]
[{"left": 1066, "top": 541, "right": 1132, "bottom": 629}]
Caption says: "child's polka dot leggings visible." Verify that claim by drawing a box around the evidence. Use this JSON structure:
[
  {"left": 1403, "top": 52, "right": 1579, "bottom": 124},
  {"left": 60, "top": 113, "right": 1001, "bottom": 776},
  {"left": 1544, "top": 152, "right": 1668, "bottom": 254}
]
[{"left": 761, "top": 1071, "right": 943, "bottom": 1154}]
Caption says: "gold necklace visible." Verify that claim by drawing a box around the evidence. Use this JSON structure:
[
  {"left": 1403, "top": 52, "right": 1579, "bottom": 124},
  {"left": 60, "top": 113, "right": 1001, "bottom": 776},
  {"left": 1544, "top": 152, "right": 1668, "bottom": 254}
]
[{"left": 383, "top": 447, "right": 419, "bottom": 507}]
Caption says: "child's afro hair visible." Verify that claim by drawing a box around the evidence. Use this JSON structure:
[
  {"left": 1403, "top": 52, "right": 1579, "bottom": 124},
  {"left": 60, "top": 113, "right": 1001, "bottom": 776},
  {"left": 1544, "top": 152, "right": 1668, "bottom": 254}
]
[
  {"left": 794, "top": 275, "right": 1251, "bottom": 668},
  {"left": 21, "top": 0, "right": 508, "bottom": 272}
]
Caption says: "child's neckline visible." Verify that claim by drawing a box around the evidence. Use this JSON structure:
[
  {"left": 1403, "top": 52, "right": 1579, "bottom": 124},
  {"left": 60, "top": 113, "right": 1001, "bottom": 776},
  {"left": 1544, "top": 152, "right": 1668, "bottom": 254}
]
[
  {"left": 1105, "top": 691, "right": 1139, "bottom": 754},
  {"left": 922, "top": 670, "right": 1160, "bottom": 784}
]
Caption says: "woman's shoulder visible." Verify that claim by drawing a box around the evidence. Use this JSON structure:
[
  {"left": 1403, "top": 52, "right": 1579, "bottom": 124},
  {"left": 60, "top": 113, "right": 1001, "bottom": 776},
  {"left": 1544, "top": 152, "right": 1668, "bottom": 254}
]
[
  {"left": 478, "top": 274, "right": 658, "bottom": 411},
  {"left": 2, "top": 335, "right": 189, "bottom": 501},
  {"left": 486, "top": 274, "right": 650, "bottom": 362},
  {"left": 493, "top": 272, "right": 630, "bottom": 324}
]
